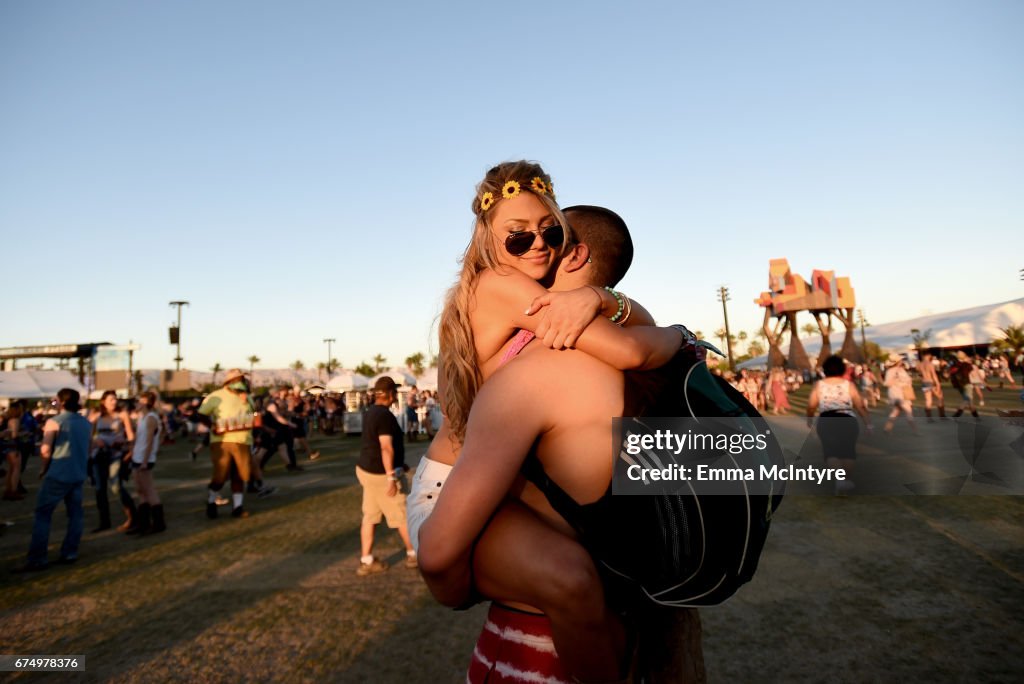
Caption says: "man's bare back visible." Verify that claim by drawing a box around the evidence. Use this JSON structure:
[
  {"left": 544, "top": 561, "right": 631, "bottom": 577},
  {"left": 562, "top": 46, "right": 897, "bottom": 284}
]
[{"left": 418, "top": 342, "right": 623, "bottom": 596}]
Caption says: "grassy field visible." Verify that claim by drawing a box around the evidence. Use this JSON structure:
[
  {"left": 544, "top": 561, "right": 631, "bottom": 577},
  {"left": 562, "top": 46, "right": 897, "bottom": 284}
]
[{"left": 1, "top": 384, "right": 1022, "bottom": 683}]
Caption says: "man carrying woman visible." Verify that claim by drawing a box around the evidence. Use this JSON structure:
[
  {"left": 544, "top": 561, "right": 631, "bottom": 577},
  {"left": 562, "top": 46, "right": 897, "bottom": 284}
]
[{"left": 413, "top": 160, "right": 689, "bottom": 682}]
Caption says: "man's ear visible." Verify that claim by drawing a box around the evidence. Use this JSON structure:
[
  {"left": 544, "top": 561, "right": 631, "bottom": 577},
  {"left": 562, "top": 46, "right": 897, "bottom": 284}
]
[{"left": 562, "top": 243, "right": 591, "bottom": 274}]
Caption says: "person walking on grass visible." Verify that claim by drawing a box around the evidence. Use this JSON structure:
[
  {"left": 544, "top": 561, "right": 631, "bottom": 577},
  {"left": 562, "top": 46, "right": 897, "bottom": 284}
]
[
  {"left": 883, "top": 353, "right": 917, "bottom": 434},
  {"left": 197, "top": 369, "right": 259, "bottom": 519},
  {"left": 948, "top": 351, "right": 980, "bottom": 420},
  {"left": 127, "top": 391, "right": 166, "bottom": 535},
  {"left": 13, "top": 388, "right": 90, "bottom": 573},
  {"left": 355, "top": 376, "right": 416, "bottom": 576},
  {"left": 918, "top": 352, "right": 947, "bottom": 422}
]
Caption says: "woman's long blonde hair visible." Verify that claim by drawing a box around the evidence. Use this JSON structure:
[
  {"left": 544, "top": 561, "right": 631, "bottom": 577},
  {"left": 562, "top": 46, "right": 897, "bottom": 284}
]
[{"left": 439, "top": 160, "right": 571, "bottom": 442}]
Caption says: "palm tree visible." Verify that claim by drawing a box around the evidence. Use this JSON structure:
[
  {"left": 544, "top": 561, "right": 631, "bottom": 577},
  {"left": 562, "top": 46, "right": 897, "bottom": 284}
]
[
  {"left": 995, "top": 324, "right": 1024, "bottom": 359},
  {"left": 910, "top": 328, "right": 932, "bottom": 352},
  {"left": 801, "top": 323, "right": 817, "bottom": 339},
  {"left": 316, "top": 361, "right": 326, "bottom": 382},
  {"left": 354, "top": 362, "right": 375, "bottom": 377},
  {"left": 405, "top": 352, "right": 425, "bottom": 376},
  {"left": 290, "top": 360, "right": 305, "bottom": 370},
  {"left": 694, "top": 330, "right": 705, "bottom": 341},
  {"left": 247, "top": 355, "right": 260, "bottom": 386},
  {"left": 210, "top": 362, "right": 223, "bottom": 386},
  {"left": 328, "top": 358, "right": 340, "bottom": 374},
  {"left": 372, "top": 354, "right": 387, "bottom": 373},
  {"left": 714, "top": 328, "right": 727, "bottom": 349},
  {"left": 747, "top": 341, "right": 765, "bottom": 358},
  {"left": 737, "top": 330, "right": 748, "bottom": 354}
]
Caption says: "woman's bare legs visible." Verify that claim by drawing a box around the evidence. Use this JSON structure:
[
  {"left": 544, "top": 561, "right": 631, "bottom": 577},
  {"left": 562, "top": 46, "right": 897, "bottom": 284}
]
[{"left": 472, "top": 500, "right": 627, "bottom": 683}]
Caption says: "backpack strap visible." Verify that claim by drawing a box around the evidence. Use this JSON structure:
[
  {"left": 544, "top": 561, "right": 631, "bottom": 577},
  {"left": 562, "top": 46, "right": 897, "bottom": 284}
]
[{"left": 520, "top": 453, "right": 593, "bottom": 536}]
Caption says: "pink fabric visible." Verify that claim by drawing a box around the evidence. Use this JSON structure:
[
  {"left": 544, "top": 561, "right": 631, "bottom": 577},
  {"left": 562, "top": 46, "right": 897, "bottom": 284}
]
[{"left": 499, "top": 330, "right": 536, "bottom": 367}]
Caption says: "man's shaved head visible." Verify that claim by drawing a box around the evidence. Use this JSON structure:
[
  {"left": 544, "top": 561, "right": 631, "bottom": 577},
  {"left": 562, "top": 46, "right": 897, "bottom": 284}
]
[{"left": 562, "top": 205, "right": 633, "bottom": 287}]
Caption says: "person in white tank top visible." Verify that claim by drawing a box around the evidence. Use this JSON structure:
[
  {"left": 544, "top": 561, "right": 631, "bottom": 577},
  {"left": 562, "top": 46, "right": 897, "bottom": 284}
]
[{"left": 128, "top": 392, "right": 166, "bottom": 535}]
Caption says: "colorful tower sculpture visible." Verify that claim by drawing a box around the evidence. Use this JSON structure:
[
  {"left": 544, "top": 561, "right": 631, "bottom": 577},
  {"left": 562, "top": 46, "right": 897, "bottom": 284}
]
[{"left": 754, "top": 259, "right": 859, "bottom": 369}]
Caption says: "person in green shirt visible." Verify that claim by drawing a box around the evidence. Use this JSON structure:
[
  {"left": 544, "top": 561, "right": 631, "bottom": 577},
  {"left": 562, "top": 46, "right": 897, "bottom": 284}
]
[{"left": 197, "top": 369, "right": 257, "bottom": 519}]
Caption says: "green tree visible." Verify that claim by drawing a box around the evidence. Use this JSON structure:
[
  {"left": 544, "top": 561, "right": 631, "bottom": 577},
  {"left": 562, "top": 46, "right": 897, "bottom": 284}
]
[
  {"left": 715, "top": 328, "right": 727, "bottom": 349},
  {"left": 210, "top": 362, "right": 223, "bottom": 386},
  {"left": 801, "top": 323, "right": 817, "bottom": 339},
  {"left": 910, "top": 328, "right": 932, "bottom": 352},
  {"left": 747, "top": 340, "right": 765, "bottom": 358},
  {"left": 328, "top": 358, "right": 341, "bottom": 373},
  {"left": 316, "top": 361, "right": 326, "bottom": 382},
  {"left": 247, "top": 355, "right": 260, "bottom": 385},
  {"left": 405, "top": 352, "right": 426, "bottom": 376},
  {"left": 737, "top": 330, "right": 748, "bottom": 353},
  {"left": 993, "top": 324, "right": 1024, "bottom": 359},
  {"left": 290, "top": 360, "right": 305, "bottom": 370},
  {"left": 863, "top": 340, "right": 885, "bottom": 361},
  {"left": 354, "top": 362, "right": 375, "bottom": 377},
  {"left": 372, "top": 354, "right": 387, "bottom": 373}
]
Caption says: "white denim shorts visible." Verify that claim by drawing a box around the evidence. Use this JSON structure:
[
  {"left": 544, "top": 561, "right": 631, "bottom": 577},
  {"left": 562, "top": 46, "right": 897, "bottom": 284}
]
[{"left": 407, "top": 456, "right": 453, "bottom": 555}]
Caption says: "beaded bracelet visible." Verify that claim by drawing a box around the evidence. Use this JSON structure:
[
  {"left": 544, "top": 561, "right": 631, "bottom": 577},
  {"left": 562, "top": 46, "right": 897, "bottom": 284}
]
[
  {"left": 604, "top": 286, "right": 626, "bottom": 323},
  {"left": 617, "top": 296, "right": 633, "bottom": 326}
]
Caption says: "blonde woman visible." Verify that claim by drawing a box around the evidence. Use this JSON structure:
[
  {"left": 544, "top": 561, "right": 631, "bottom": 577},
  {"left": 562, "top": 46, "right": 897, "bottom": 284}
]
[{"left": 415, "top": 161, "right": 684, "bottom": 681}]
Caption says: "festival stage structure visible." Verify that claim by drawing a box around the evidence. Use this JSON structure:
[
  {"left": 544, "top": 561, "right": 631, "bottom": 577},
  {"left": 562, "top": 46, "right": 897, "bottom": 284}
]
[{"left": 754, "top": 258, "right": 859, "bottom": 370}]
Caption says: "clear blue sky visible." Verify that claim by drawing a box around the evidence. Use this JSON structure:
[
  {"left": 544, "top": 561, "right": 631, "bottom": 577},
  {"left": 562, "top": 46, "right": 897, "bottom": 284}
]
[{"left": 2, "top": 0, "right": 1021, "bottom": 371}]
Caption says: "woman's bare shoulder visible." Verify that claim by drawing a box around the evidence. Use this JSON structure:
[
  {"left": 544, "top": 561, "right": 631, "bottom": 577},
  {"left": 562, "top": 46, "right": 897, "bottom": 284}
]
[{"left": 475, "top": 267, "right": 543, "bottom": 298}]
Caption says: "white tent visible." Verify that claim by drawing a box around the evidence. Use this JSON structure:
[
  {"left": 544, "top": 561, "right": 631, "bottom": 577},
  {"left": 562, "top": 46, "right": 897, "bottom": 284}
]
[
  {"left": 739, "top": 297, "right": 1024, "bottom": 368},
  {"left": 369, "top": 368, "right": 418, "bottom": 388},
  {"left": 0, "top": 370, "right": 88, "bottom": 400},
  {"left": 325, "top": 370, "right": 370, "bottom": 392},
  {"left": 415, "top": 367, "right": 438, "bottom": 392}
]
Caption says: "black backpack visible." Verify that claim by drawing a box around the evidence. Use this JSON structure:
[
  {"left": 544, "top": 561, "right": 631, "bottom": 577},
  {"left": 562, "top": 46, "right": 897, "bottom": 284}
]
[{"left": 521, "top": 348, "right": 784, "bottom": 607}]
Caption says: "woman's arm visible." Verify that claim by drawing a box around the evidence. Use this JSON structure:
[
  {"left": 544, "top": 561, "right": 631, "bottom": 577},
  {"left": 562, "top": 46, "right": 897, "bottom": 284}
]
[
  {"left": 121, "top": 410, "right": 135, "bottom": 442},
  {"left": 849, "top": 384, "right": 872, "bottom": 428},
  {"left": 806, "top": 384, "right": 820, "bottom": 427},
  {"left": 475, "top": 269, "right": 681, "bottom": 371}
]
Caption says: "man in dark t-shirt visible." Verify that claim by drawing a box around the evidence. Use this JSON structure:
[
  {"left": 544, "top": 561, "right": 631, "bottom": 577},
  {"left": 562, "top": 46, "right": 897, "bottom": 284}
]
[{"left": 355, "top": 376, "right": 416, "bottom": 576}]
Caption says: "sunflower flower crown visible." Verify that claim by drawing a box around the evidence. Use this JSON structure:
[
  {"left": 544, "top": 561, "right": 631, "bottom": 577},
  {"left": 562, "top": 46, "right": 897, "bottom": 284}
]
[{"left": 478, "top": 176, "right": 555, "bottom": 214}]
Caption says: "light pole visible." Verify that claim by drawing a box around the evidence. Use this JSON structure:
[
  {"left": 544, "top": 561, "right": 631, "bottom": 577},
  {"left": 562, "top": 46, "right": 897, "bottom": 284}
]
[
  {"left": 323, "top": 338, "right": 336, "bottom": 378},
  {"left": 856, "top": 308, "right": 869, "bottom": 357},
  {"left": 717, "top": 286, "right": 735, "bottom": 371},
  {"left": 169, "top": 301, "right": 190, "bottom": 371}
]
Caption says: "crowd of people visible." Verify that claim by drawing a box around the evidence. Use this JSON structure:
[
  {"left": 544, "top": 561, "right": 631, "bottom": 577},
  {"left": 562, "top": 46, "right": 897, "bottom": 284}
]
[
  {"left": 712, "top": 349, "right": 1021, "bottom": 421},
  {"left": 0, "top": 370, "right": 443, "bottom": 571}
]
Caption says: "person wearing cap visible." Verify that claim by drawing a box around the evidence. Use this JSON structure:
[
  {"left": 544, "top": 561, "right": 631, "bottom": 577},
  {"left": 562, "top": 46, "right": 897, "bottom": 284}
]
[
  {"left": 882, "top": 353, "right": 917, "bottom": 434},
  {"left": 355, "top": 376, "right": 416, "bottom": 576},
  {"left": 947, "top": 350, "right": 979, "bottom": 419},
  {"left": 197, "top": 368, "right": 258, "bottom": 519}
]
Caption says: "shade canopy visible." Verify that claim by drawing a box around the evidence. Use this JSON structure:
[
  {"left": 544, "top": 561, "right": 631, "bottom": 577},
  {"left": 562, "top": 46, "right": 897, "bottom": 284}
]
[
  {"left": 325, "top": 371, "right": 370, "bottom": 392},
  {"left": 0, "top": 370, "right": 88, "bottom": 399}
]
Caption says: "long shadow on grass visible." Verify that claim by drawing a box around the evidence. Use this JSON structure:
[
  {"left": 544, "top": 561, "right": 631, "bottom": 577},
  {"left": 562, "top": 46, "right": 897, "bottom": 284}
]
[{"left": 62, "top": 512, "right": 366, "bottom": 680}]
